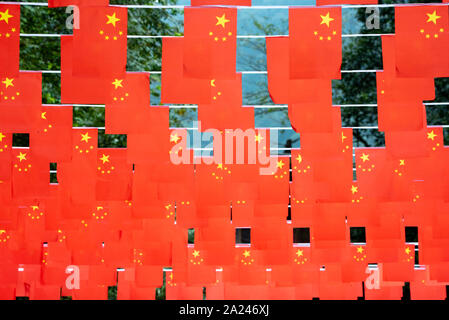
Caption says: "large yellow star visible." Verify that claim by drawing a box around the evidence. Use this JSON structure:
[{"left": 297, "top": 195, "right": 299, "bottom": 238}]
[
  {"left": 210, "top": 79, "right": 216, "bottom": 87},
  {"left": 170, "top": 133, "right": 180, "bottom": 143},
  {"left": 0, "top": 132, "right": 5, "bottom": 142},
  {"left": 276, "top": 160, "right": 285, "bottom": 169},
  {"left": 295, "top": 249, "right": 303, "bottom": 257},
  {"left": 405, "top": 247, "right": 411, "bottom": 255},
  {"left": 254, "top": 134, "right": 263, "bottom": 143},
  {"left": 357, "top": 246, "right": 364, "bottom": 254},
  {"left": 360, "top": 153, "right": 370, "bottom": 162},
  {"left": 80, "top": 132, "right": 92, "bottom": 143},
  {"left": 243, "top": 250, "right": 251, "bottom": 258},
  {"left": 100, "top": 154, "right": 110, "bottom": 164},
  {"left": 192, "top": 250, "right": 200, "bottom": 258},
  {"left": 41, "top": 112, "right": 47, "bottom": 120},
  {"left": 2, "top": 78, "right": 14, "bottom": 89},
  {"left": 351, "top": 185, "right": 358, "bottom": 194},
  {"left": 427, "top": 130, "right": 437, "bottom": 141},
  {"left": 427, "top": 10, "right": 441, "bottom": 25},
  {"left": 216, "top": 14, "right": 230, "bottom": 28},
  {"left": 106, "top": 12, "right": 120, "bottom": 27},
  {"left": 320, "top": 12, "right": 334, "bottom": 28},
  {"left": 112, "top": 79, "right": 123, "bottom": 89},
  {"left": 0, "top": 9, "right": 14, "bottom": 24},
  {"left": 17, "top": 152, "right": 27, "bottom": 162}
]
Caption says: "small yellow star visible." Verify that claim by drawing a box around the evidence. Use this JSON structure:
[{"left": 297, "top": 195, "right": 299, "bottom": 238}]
[
  {"left": 80, "top": 132, "right": 92, "bottom": 143},
  {"left": 351, "top": 185, "right": 358, "bottom": 194},
  {"left": 106, "top": 12, "right": 120, "bottom": 27},
  {"left": 17, "top": 152, "right": 27, "bottom": 162},
  {"left": 320, "top": 12, "right": 334, "bottom": 28},
  {"left": 2, "top": 77, "right": 14, "bottom": 88},
  {"left": 427, "top": 130, "right": 437, "bottom": 141},
  {"left": 112, "top": 79, "right": 123, "bottom": 89},
  {"left": 427, "top": 10, "right": 441, "bottom": 25},
  {"left": 360, "top": 153, "right": 370, "bottom": 162},
  {"left": 243, "top": 250, "right": 251, "bottom": 258},
  {"left": 100, "top": 154, "right": 110, "bottom": 164},
  {"left": 0, "top": 9, "right": 14, "bottom": 24},
  {"left": 276, "top": 160, "right": 285, "bottom": 169},
  {"left": 216, "top": 14, "right": 230, "bottom": 28}
]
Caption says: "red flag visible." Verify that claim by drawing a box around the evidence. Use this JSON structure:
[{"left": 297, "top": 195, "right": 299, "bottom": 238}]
[
  {"left": 395, "top": 5, "right": 449, "bottom": 77},
  {"left": 72, "top": 6, "right": 127, "bottom": 77},
  {"left": 48, "top": 0, "right": 109, "bottom": 7},
  {"left": 30, "top": 106, "right": 73, "bottom": 161},
  {"left": 183, "top": 7, "right": 237, "bottom": 80},
  {"left": 191, "top": 0, "right": 251, "bottom": 5},
  {"left": 289, "top": 7, "right": 342, "bottom": 79},
  {"left": 317, "top": 0, "right": 377, "bottom": 4},
  {"left": 0, "top": 4, "right": 20, "bottom": 77},
  {"left": 0, "top": 72, "right": 42, "bottom": 132}
]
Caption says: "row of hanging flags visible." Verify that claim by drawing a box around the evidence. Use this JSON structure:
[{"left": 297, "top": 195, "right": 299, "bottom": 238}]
[{"left": 1, "top": 0, "right": 449, "bottom": 300}]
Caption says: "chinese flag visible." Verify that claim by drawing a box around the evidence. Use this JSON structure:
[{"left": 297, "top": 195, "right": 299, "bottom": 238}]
[
  {"left": 30, "top": 105, "right": 73, "bottom": 161},
  {"left": 191, "top": 0, "right": 251, "bottom": 5},
  {"left": 395, "top": 5, "right": 449, "bottom": 77},
  {"left": 0, "top": 4, "right": 20, "bottom": 77},
  {"left": 317, "top": 0, "right": 377, "bottom": 4},
  {"left": 289, "top": 7, "right": 342, "bottom": 79},
  {"left": 96, "top": 148, "right": 132, "bottom": 201},
  {"left": 0, "top": 131, "right": 12, "bottom": 180},
  {"left": 0, "top": 72, "right": 42, "bottom": 132},
  {"left": 11, "top": 148, "right": 49, "bottom": 199},
  {"left": 105, "top": 72, "right": 152, "bottom": 135},
  {"left": 72, "top": 6, "right": 127, "bottom": 77},
  {"left": 161, "top": 37, "right": 211, "bottom": 104},
  {"left": 183, "top": 7, "right": 237, "bottom": 80},
  {"left": 60, "top": 35, "right": 110, "bottom": 104}
]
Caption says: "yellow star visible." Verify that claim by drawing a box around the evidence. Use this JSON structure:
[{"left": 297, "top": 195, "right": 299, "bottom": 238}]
[
  {"left": 0, "top": 132, "right": 5, "bottom": 142},
  {"left": 351, "top": 185, "right": 358, "bottom": 194},
  {"left": 276, "top": 160, "right": 285, "bottom": 169},
  {"left": 0, "top": 230, "right": 5, "bottom": 234},
  {"left": 41, "top": 112, "right": 47, "bottom": 120},
  {"left": 80, "top": 132, "right": 92, "bottom": 143},
  {"left": 320, "top": 12, "right": 334, "bottom": 28},
  {"left": 170, "top": 134, "right": 180, "bottom": 143},
  {"left": 357, "top": 246, "right": 364, "bottom": 254},
  {"left": 295, "top": 249, "right": 303, "bottom": 257},
  {"left": 254, "top": 134, "right": 263, "bottom": 143},
  {"left": 192, "top": 250, "right": 200, "bottom": 258},
  {"left": 243, "top": 250, "right": 251, "bottom": 258},
  {"left": 0, "top": 9, "right": 14, "bottom": 24},
  {"left": 210, "top": 79, "right": 216, "bottom": 87},
  {"left": 2, "top": 77, "right": 14, "bottom": 88},
  {"left": 106, "top": 12, "right": 120, "bottom": 27},
  {"left": 427, "top": 130, "right": 437, "bottom": 141},
  {"left": 360, "top": 153, "right": 370, "bottom": 162},
  {"left": 217, "top": 163, "right": 223, "bottom": 170},
  {"left": 405, "top": 247, "right": 411, "bottom": 255},
  {"left": 100, "top": 154, "right": 110, "bottom": 164},
  {"left": 112, "top": 79, "right": 123, "bottom": 89},
  {"left": 341, "top": 132, "right": 347, "bottom": 142},
  {"left": 216, "top": 14, "right": 230, "bottom": 28},
  {"left": 296, "top": 154, "right": 302, "bottom": 164},
  {"left": 399, "top": 159, "right": 405, "bottom": 166},
  {"left": 17, "top": 152, "right": 27, "bottom": 162},
  {"left": 31, "top": 205, "right": 39, "bottom": 211},
  {"left": 427, "top": 10, "right": 441, "bottom": 25}
]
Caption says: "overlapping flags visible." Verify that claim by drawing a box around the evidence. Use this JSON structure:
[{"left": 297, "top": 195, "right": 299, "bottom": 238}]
[{"left": 0, "top": 0, "right": 449, "bottom": 300}]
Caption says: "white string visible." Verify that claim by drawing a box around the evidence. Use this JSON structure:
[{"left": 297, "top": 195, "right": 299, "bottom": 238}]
[
  {"left": 31, "top": 69, "right": 380, "bottom": 74},
  {"left": 20, "top": 33, "right": 390, "bottom": 38}
]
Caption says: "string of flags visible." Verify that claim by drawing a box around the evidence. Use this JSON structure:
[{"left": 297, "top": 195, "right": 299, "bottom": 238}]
[{"left": 1, "top": 0, "right": 449, "bottom": 300}]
